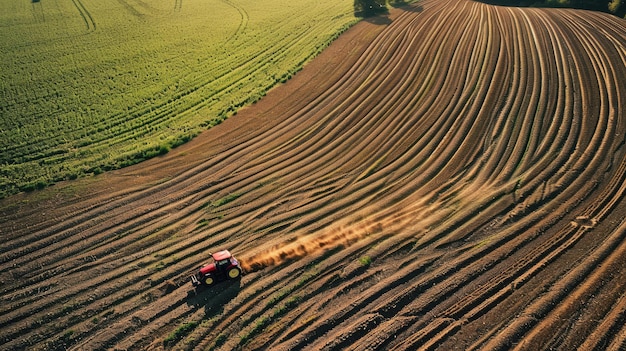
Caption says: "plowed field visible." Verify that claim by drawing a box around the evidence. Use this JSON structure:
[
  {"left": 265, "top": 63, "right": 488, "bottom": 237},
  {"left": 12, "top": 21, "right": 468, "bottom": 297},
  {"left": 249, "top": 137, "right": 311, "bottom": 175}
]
[{"left": 2, "top": 0, "right": 626, "bottom": 350}]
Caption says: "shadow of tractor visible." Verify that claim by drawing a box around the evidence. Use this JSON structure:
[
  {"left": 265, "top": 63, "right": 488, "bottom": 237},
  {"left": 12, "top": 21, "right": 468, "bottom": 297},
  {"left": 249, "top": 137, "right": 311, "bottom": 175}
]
[{"left": 185, "top": 279, "right": 242, "bottom": 318}]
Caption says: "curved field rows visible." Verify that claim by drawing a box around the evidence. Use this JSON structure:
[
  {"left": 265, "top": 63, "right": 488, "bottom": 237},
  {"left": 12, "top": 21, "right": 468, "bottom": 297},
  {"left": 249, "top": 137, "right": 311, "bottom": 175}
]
[
  {"left": 0, "top": 0, "right": 356, "bottom": 197},
  {"left": 1, "top": 0, "right": 626, "bottom": 350}
]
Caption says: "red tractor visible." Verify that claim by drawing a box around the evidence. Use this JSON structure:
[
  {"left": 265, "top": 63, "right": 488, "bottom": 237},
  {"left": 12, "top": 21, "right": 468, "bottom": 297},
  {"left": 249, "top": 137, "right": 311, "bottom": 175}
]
[{"left": 190, "top": 250, "right": 242, "bottom": 287}]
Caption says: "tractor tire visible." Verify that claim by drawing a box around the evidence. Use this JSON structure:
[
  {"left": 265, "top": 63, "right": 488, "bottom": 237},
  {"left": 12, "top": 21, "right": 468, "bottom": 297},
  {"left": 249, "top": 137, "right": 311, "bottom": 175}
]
[
  {"left": 227, "top": 267, "right": 241, "bottom": 279},
  {"left": 203, "top": 275, "right": 215, "bottom": 286}
]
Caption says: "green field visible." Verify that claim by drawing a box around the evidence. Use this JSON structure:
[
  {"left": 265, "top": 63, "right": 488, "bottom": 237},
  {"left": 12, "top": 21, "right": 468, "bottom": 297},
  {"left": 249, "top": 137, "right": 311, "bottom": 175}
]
[{"left": 0, "top": 0, "right": 362, "bottom": 197}]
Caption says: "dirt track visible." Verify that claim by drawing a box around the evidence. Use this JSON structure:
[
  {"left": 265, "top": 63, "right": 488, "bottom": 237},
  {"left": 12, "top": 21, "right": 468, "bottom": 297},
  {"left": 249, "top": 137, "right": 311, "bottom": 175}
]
[{"left": 2, "top": 0, "right": 626, "bottom": 350}]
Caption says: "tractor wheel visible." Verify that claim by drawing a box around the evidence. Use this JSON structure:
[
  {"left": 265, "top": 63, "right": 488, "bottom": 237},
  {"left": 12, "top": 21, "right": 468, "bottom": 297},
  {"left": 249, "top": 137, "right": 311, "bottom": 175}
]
[
  {"left": 203, "top": 275, "right": 215, "bottom": 286},
  {"left": 227, "top": 267, "right": 241, "bottom": 279}
]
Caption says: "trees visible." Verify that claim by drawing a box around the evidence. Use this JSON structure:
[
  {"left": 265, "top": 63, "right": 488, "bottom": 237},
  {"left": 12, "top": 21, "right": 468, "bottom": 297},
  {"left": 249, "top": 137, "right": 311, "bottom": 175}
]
[
  {"left": 354, "top": 0, "right": 388, "bottom": 16},
  {"left": 479, "top": 0, "right": 625, "bottom": 18},
  {"left": 608, "top": 0, "right": 626, "bottom": 17}
]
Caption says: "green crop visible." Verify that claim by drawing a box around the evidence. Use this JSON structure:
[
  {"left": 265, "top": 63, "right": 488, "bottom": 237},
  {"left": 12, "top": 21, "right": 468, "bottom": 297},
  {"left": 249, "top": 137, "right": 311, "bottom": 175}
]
[{"left": 0, "top": 0, "right": 359, "bottom": 197}]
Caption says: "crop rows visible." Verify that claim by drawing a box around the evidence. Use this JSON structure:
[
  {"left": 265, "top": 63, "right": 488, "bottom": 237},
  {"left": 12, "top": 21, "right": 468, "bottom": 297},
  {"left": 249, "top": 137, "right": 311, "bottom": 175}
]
[
  {"left": 1, "top": 0, "right": 626, "bottom": 350},
  {"left": 0, "top": 0, "right": 357, "bottom": 197}
]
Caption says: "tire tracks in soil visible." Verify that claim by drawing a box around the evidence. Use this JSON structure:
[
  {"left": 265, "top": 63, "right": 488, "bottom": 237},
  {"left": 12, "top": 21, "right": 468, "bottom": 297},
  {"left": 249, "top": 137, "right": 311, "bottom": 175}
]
[{"left": 1, "top": 0, "right": 626, "bottom": 350}]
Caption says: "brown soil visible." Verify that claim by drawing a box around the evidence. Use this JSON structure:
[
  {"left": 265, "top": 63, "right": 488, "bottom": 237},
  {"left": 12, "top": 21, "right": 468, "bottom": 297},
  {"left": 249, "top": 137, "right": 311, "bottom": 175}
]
[{"left": 2, "top": 0, "right": 626, "bottom": 350}]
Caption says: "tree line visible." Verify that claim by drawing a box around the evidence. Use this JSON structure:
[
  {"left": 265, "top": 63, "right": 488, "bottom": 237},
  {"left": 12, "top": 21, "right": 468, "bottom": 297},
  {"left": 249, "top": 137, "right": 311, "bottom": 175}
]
[
  {"left": 481, "top": 0, "right": 625, "bottom": 18},
  {"left": 354, "top": 0, "right": 625, "bottom": 18}
]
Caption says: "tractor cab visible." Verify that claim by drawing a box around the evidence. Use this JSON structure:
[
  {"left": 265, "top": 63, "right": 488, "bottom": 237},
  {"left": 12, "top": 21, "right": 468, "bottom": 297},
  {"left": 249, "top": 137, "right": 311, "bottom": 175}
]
[{"left": 191, "top": 249, "right": 242, "bottom": 287}]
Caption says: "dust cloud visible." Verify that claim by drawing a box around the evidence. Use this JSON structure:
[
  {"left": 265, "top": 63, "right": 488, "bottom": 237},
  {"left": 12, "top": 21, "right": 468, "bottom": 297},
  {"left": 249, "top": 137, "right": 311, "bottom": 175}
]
[
  {"left": 240, "top": 220, "right": 385, "bottom": 272},
  {"left": 240, "top": 197, "right": 440, "bottom": 272}
]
